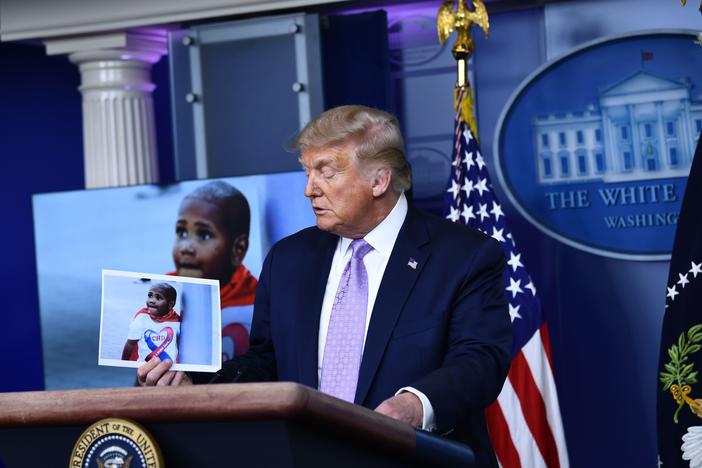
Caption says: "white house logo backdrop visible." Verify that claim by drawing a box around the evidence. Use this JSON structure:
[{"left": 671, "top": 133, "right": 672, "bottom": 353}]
[{"left": 495, "top": 31, "right": 702, "bottom": 260}]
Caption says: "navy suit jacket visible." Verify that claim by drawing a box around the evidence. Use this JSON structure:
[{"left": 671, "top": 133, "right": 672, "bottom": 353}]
[{"left": 216, "top": 206, "right": 512, "bottom": 467}]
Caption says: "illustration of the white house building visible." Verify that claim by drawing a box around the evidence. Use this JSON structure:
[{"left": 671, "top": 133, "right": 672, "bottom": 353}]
[{"left": 533, "top": 71, "right": 701, "bottom": 184}]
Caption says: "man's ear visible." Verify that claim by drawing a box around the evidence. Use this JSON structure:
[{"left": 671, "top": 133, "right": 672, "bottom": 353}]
[
  {"left": 230, "top": 234, "right": 249, "bottom": 268},
  {"left": 371, "top": 166, "right": 392, "bottom": 198}
]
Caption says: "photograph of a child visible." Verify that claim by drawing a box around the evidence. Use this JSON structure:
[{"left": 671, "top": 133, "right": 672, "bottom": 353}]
[
  {"left": 122, "top": 282, "right": 181, "bottom": 363},
  {"left": 99, "top": 270, "right": 221, "bottom": 372}
]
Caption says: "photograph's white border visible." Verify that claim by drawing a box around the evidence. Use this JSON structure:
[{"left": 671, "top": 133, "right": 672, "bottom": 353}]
[
  {"left": 492, "top": 29, "right": 698, "bottom": 262},
  {"left": 98, "top": 269, "right": 222, "bottom": 372}
]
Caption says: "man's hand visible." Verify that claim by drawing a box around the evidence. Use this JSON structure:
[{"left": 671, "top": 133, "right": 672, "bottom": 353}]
[
  {"left": 136, "top": 357, "right": 192, "bottom": 387},
  {"left": 374, "top": 392, "right": 423, "bottom": 428}
]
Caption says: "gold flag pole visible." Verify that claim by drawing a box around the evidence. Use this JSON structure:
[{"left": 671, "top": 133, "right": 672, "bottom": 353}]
[{"left": 437, "top": 0, "right": 489, "bottom": 139}]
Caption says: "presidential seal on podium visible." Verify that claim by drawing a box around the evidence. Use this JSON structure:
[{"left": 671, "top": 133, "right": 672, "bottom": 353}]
[{"left": 70, "top": 418, "right": 163, "bottom": 468}]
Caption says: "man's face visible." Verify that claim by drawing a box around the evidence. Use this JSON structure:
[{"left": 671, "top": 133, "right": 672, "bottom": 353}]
[
  {"left": 300, "top": 143, "right": 376, "bottom": 238},
  {"left": 173, "top": 198, "right": 234, "bottom": 284},
  {"left": 146, "top": 287, "right": 172, "bottom": 317}
]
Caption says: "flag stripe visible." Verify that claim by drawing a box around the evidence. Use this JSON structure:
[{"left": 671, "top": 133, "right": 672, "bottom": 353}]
[
  {"left": 512, "top": 344, "right": 561, "bottom": 468},
  {"left": 486, "top": 401, "right": 523, "bottom": 468},
  {"left": 497, "top": 377, "right": 548, "bottom": 468},
  {"left": 539, "top": 323, "right": 554, "bottom": 367},
  {"left": 524, "top": 326, "right": 569, "bottom": 468}
]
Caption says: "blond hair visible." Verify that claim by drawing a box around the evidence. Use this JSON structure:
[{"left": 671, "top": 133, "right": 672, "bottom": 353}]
[{"left": 293, "top": 105, "right": 412, "bottom": 192}]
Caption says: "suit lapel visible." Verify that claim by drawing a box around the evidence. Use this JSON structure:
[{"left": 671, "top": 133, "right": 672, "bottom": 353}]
[
  {"left": 355, "top": 207, "right": 430, "bottom": 405},
  {"left": 296, "top": 230, "right": 337, "bottom": 389}
]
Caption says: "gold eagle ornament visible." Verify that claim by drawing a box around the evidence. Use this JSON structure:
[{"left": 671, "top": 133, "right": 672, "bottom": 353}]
[
  {"left": 437, "top": 0, "right": 489, "bottom": 61},
  {"left": 437, "top": 0, "right": 489, "bottom": 140}
]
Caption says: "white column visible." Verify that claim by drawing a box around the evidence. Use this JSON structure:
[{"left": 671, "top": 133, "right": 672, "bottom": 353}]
[
  {"left": 46, "top": 30, "right": 168, "bottom": 188},
  {"left": 682, "top": 99, "right": 695, "bottom": 164},
  {"left": 628, "top": 104, "right": 641, "bottom": 171},
  {"left": 601, "top": 107, "right": 619, "bottom": 173},
  {"left": 655, "top": 101, "right": 669, "bottom": 170}
]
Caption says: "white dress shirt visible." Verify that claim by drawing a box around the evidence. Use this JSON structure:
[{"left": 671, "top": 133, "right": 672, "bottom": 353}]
[{"left": 317, "top": 192, "right": 436, "bottom": 430}]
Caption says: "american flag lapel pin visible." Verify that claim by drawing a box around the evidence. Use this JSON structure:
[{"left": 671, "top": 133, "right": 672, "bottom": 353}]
[{"left": 407, "top": 258, "right": 418, "bottom": 270}]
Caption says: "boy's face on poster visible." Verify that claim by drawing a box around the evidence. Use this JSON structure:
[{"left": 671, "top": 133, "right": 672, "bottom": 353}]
[
  {"left": 147, "top": 287, "right": 172, "bottom": 316},
  {"left": 173, "top": 198, "right": 235, "bottom": 284}
]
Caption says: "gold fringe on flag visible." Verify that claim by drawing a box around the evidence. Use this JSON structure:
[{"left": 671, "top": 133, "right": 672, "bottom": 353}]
[{"left": 454, "top": 85, "right": 478, "bottom": 142}]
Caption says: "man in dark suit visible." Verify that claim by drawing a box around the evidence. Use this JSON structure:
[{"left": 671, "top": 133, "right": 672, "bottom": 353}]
[{"left": 139, "top": 105, "right": 512, "bottom": 467}]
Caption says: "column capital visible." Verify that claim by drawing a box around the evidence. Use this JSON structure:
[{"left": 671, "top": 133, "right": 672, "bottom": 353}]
[
  {"left": 44, "top": 28, "right": 168, "bottom": 63},
  {"left": 45, "top": 28, "right": 169, "bottom": 188}
]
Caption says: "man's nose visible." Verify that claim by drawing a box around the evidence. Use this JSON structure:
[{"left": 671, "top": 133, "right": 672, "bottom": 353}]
[{"left": 304, "top": 174, "right": 318, "bottom": 197}]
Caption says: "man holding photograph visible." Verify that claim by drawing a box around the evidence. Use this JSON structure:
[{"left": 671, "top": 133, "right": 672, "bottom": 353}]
[{"left": 138, "top": 105, "right": 512, "bottom": 467}]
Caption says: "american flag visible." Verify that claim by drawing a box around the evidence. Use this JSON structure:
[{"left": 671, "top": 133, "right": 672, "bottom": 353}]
[{"left": 444, "top": 87, "right": 569, "bottom": 468}]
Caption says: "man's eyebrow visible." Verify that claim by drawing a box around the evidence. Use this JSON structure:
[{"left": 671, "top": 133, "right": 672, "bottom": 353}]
[{"left": 298, "top": 156, "right": 336, "bottom": 169}]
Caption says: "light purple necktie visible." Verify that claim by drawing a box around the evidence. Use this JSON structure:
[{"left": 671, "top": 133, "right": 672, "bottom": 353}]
[{"left": 319, "top": 238, "right": 374, "bottom": 402}]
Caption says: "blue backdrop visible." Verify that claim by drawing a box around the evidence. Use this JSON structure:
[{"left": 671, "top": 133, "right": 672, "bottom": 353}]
[{"left": 1, "top": 3, "right": 699, "bottom": 467}]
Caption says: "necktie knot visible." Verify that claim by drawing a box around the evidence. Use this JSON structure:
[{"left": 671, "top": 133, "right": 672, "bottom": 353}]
[{"left": 350, "top": 239, "right": 373, "bottom": 260}]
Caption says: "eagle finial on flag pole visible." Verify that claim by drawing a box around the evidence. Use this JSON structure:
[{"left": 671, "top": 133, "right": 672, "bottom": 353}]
[{"left": 437, "top": 0, "right": 488, "bottom": 141}]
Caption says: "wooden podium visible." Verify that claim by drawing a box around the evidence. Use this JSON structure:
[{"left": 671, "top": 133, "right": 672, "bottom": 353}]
[{"left": 0, "top": 382, "right": 474, "bottom": 467}]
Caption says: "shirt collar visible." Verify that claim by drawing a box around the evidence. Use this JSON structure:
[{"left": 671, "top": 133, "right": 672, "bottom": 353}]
[{"left": 338, "top": 192, "right": 408, "bottom": 259}]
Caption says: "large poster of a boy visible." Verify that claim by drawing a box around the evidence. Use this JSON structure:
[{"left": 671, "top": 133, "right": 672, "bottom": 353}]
[
  {"left": 33, "top": 172, "right": 314, "bottom": 389},
  {"left": 169, "top": 181, "right": 258, "bottom": 361}
]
